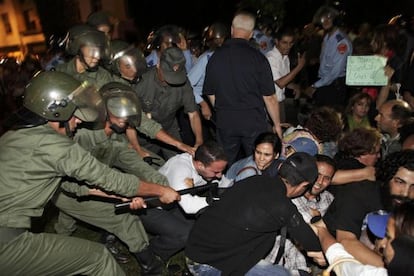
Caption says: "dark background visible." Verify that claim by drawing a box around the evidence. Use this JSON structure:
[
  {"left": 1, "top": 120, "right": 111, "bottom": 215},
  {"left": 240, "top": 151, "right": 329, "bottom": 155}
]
[{"left": 35, "top": 0, "right": 414, "bottom": 45}]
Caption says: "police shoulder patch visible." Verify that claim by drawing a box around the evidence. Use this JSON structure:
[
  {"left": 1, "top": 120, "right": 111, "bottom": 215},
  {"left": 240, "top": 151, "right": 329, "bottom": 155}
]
[{"left": 337, "top": 43, "right": 348, "bottom": 54}]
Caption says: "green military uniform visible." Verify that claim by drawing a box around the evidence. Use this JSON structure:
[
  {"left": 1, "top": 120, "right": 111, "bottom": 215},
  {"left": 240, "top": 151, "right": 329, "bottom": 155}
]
[
  {"left": 55, "top": 58, "right": 113, "bottom": 89},
  {"left": 54, "top": 127, "right": 169, "bottom": 254},
  {"left": 136, "top": 67, "right": 198, "bottom": 159},
  {"left": 54, "top": 126, "right": 168, "bottom": 240},
  {"left": 0, "top": 124, "right": 143, "bottom": 275}
]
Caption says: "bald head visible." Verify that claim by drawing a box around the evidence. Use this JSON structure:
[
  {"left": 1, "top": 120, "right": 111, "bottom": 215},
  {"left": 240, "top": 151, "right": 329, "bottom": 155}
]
[{"left": 231, "top": 11, "right": 255, "bottom": 39}]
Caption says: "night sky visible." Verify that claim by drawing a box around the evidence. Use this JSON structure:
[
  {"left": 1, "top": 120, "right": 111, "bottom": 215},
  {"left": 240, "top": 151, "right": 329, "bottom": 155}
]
[{"left": 128, "top": 0, "right": 413, "bottom": 38}]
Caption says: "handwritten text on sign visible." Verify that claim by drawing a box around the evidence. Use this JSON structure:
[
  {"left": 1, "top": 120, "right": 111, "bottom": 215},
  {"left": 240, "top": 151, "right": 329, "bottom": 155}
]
[{"left": 346, "top": 55, "right": 388, "bottom": 86}]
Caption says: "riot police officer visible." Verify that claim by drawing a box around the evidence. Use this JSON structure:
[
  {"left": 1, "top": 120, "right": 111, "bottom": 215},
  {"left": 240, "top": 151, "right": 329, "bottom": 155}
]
[
  {"left": 55, "top": 24, "right": 113, "bottom": 89},
  {"left": 53, "top": 81, "right": 189, "bottom": 275},
  {"left": 0, "top": 71, "right": 169, "bottom": 275}
]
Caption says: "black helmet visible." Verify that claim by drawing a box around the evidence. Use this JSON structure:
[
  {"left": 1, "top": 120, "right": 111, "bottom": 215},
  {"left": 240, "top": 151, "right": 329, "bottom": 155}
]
[
  {"left": 23, "top": 71, "right": 103, "bottom": 122},
  {"left": 99, "top": 82, "right": 142, "bottom": 128},
  {"left": 148, "top": 24, "right": 181, "bottom": 51},
  {"left": 87, "top": 11, "right": 112, "bottom": 29},
  {"left": 65, "top": 24, "right": 109, "bottom": 57},
  {"left": 106, "top": 40, "right": 147, "bottom": 81},
  {"left": 313, "top": 5, "right": 340, "bottom": 26},
  {"left": 203, "top": 22, "right": 228, "bottom": 49},
  {"left": 204, "top": 22, "right": 229, "bottom": 41}
]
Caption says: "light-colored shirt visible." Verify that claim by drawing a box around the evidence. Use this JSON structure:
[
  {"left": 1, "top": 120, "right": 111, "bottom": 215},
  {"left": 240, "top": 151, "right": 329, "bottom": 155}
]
[
  {"left": 291, "top": 190, "right": 334, "bottom": 223},
  {"left": 325, "top": 243, "right": 387, "bottom": 276},
  {"left": 188, "top": 49, "right": 214, "bottom": 104},
  {"left": 158, "top": 153, "right": 209, "bottom": 214},
  {"left": 265, "top": 190, "right": 334, "bottom": 275},
  {"left": 266, "top": 46, "right": 290, "bottom": 102}
]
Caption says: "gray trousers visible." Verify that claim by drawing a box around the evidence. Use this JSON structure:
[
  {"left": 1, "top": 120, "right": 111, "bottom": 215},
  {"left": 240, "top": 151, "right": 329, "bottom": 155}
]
[{"left": 0, "top": 230, "right": 124, "bottom": 276}]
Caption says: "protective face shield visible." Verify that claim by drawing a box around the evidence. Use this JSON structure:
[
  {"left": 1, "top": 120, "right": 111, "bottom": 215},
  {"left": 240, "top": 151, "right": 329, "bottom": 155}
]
[
  {"left": 99, "top": 82, "right": 142, "bottom": 132},
  {"left": 312, "top": 5, "right": 339, "bottom": 27},
  {"left": 150, "top": 25, "right": 181, "bottom": 51},
  {"left": 23, "top": 71, "right": 104, "bottom": 122},
  {"left": 203, "top": 23, "right": 228, "bottom": 50},
  {"left": 107, "top": 41, "right": 147, "bottom": 83},
  {"left": 64, "top": 24, "right": 109, "bottom": 70}
]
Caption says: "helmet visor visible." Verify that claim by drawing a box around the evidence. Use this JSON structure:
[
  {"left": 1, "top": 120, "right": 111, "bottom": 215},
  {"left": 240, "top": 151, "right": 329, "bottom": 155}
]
[
  {"left": 71, "top": 83, "right": 105, "bottom": 122},
  {"left": 105, "top": 92, "right": 141, "bottom": 127}
]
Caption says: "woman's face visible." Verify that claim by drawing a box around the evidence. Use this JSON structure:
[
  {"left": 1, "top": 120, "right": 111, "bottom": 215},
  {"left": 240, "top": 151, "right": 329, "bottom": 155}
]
[
  {"left": 254, "top": 142, "right": 278, "bottom": 170},
  {"left": 352, "top": 98, "right": 370, "bottom": 119}
]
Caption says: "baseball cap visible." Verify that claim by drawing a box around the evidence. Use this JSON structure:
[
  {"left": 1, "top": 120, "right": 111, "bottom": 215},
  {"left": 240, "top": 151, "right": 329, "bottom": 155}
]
[
  {"left": 286, "top": 137, "right": 319, "bottom": 157},
  {"left": 284, "top": 152, "right": 318, "bottom": 183},
  {"left": 367, "top": 212, "right": 390, "bottom": 238},
  {"left": 160, "top": 47, "right": 186, "bottom": 85}
]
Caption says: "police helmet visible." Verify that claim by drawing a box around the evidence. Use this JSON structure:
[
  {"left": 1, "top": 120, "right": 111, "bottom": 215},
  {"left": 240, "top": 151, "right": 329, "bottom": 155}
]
[
  {"left": 148, "top": 25, "right": 181, "bottom": 51},
  {"left": 313, "top": 5, "right": 340, "bottom": 26},
  {"left": 99, "top": 82, "right": 142, "bottom": 127},
  {"left": 23, "top": 71, "right": 103, "bottom": 122},
  {"left": 87, "top": 11, "right": 112, "bottom": 29},
  {"left": 204, "top": 22, "right": 229, "bottom": 41},
  {"left": 107, "top": 40, "right": 147, "bottom": 78},
  {"left": 65, "top": 24, "right": 108, "bottom": 57}
]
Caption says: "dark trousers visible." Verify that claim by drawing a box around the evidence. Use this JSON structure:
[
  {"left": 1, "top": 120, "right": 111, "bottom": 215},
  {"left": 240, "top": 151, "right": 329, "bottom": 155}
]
[
  {"left": 313, "top": 77, "right": 348, "bottom": 112},
  {"left": 216, "top": 127, "right": 269, "bottom": 167},
  {"left": 139, "top": 206, "right": 194, "bottom": 262}
]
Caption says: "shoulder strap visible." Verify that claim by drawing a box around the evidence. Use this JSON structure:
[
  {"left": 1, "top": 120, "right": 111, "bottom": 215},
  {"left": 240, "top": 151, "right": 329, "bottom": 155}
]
[
  {"left": 236, "top": 166, "right": 259, "bottom": 177},
  {"left": 274, "top": 225, "right": 287, "bottom": 264}
]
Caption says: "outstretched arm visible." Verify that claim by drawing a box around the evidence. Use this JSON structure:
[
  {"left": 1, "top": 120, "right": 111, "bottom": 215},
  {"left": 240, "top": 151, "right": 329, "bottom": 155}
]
[{"left": 263, "top": 94, "right": 282, "bottom": 138}]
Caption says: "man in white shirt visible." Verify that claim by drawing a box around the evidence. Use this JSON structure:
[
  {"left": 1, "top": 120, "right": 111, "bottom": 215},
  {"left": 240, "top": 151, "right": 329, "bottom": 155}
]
[
  {"left": 158, "top": 140, "right": 231, "bottom": 215},
  {"left": 266, "top": 27, "right": 306, "bottom": 123}
]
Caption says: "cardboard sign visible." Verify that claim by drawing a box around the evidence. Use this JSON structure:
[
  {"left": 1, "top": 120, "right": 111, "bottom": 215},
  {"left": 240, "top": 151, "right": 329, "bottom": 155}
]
[{"left": 346, "top": 55, "right": 388, "bottom": 86}]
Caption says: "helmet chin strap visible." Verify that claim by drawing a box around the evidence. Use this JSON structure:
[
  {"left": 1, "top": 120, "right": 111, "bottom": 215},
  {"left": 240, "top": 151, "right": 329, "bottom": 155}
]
[
  {"left": 122, "top": 75, "right": 141, "bottom": 85},
  {"left": 59, "top": 121, "right": 74, "bottom": 138},
  {"left": 109, "top": 123, "right": 126, "bottom": 134}
]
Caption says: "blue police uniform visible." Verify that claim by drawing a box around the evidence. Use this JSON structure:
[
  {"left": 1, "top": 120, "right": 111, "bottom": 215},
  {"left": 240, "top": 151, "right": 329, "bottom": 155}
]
[
  {"left": 187, "top": 49, "right": 214, "bottom": 104},
  {"left": 313, "top": 29, "right": 352, "bottom": 109}
]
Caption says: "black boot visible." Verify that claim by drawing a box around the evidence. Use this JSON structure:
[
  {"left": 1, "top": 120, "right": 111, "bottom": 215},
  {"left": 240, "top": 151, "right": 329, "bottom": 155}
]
[
  {"left": 134, "top": 247, "right": 165, "bottom": 276},
  {"left": 101, "top": 232, "right": 130, "bottom": 264}
]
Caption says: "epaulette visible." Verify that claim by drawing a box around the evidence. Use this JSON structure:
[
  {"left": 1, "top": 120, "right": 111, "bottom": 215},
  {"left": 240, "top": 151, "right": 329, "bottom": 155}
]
[
  {"left": 335, "top": 33, "right": 344, "bottom": 42},
  {"left": 255, "top": 32, "right": 264, "bottom": 39}
]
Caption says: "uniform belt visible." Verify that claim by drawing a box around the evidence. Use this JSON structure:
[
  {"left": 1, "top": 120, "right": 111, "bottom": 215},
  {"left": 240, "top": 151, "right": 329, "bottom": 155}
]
[{"left": 0, "top": 227, "right": 27, "bottom": 243}]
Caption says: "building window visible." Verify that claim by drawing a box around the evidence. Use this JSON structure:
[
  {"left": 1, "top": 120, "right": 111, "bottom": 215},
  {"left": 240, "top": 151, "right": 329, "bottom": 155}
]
[
  {"left": 23, "top": 9, "right": 37, "bottom": 31},
  {"left": 1, "top": 13, "right": 12, "bottom": 34}
]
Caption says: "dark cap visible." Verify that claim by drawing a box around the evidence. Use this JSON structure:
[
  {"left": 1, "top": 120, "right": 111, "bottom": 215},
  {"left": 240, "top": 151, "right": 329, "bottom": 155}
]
[
  {"left": 160, "top": 47, "right": 187, "bottom": 85},
  {"left": 284, "top": 152, "right": 318, "bottom": 183}
]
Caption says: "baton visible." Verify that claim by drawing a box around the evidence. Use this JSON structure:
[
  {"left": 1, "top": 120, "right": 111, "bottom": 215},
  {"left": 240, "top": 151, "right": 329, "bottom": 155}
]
[{"left": 114, "top": 181, "right": 218, "bottom": 211}]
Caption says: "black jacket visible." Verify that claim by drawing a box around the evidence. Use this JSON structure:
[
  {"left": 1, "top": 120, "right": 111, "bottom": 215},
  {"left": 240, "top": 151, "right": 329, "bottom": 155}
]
[{"left": 185, "top": 175, "right": 321, "bottom": 275}]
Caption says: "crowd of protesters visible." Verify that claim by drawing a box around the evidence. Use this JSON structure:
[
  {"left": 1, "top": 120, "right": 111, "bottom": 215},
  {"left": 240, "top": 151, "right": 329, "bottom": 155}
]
[{"left": 1, "top": 5, "right": 414, "bottom": 276}]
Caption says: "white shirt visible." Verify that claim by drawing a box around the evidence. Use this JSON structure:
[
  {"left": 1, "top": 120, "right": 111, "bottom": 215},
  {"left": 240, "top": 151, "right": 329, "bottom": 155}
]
[
  {"left": 158, "top": 153, "right": 209, "bottom": 214},
  {"left": 266, "top": 46, "right": 290, "bottom": 102},
  {"left": 325, "top": 243, "right": 387, "bottom": 276}
]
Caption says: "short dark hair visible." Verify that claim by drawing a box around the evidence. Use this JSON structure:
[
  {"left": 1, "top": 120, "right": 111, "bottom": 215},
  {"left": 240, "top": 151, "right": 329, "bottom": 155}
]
[
  {"left": 390, "top": 100, "right": 413, "bottom": 126},
  {"left": 315, "top": 154, "right": 337, "bottom": 172},
  {"left": 194, "top": 140, "right": 227, "bottom": 166},
  {"left": 275, "top": 26, "right": 295, "bottom": 40},
  {"left": 253, "top": 132, "right": 282, "bottom": 156}
]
